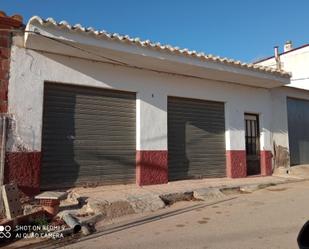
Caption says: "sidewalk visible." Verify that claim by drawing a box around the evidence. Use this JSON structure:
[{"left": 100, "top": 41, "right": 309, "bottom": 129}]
[
  {"left": 7, "top": 175, "right": 307, "bottom": 249},
  {"left": 65, "top": 175, "right": 304, "bottom": 221}
]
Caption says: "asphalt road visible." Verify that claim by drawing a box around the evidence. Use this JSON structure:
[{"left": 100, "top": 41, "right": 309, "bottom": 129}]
[{"left": 62, "top": 180, "right": 309, "bottom": 249}]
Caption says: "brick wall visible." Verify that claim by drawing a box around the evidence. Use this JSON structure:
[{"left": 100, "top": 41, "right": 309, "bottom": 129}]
[
  {"left": 0, "top": 12, "right": 38, "bottom": 196},
  {"left": 0, "top": 11, "right": 23, "bottom": 113}
]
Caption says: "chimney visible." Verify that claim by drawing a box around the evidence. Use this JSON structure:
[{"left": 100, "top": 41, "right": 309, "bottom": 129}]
[
  {"left": 284, "top": 40, "right": 293, "bottom": 52},
  {"left": 274, "top": 46, "right": 281, "bottom": 70}
]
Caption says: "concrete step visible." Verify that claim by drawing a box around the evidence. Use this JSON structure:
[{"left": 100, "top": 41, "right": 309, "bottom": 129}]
[
  {"left": 274, "top": 165, "right": 309, "bottom": 179},
  {"left": 193, "top": 188, "right": 227, "bottom": 201}
]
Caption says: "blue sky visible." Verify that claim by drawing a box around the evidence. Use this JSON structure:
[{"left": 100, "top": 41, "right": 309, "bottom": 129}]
[{"left": 2, "top": 0, "right": 309, "bottom": 62}]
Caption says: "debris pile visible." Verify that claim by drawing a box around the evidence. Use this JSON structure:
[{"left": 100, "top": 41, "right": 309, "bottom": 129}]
[{"left": 0, "top": 183, "right": 103, "bottom": 246}]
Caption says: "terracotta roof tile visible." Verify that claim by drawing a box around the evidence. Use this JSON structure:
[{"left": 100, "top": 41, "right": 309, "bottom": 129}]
[
  {"left": 0, "top": 10, "right": 23, "bottom": 23},
  {"left": 27, "top": 16, "right": 291, "bottom": 78}
]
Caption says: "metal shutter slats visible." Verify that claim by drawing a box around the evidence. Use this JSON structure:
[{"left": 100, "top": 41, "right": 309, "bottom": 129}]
[
  {"left": 287, "top": 98, "right": 309, "bottom": 166},
  {"left": 168, "top": 96, "right": 226, "bottom": 180},
  {"left": 41, "top": 83, "right": 136, "bottom": 189}
]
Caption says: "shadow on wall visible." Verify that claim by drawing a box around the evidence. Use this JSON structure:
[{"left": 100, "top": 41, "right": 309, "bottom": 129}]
[
  {"left": 41, "top": 82, "right": 138, "bottom": 189},
  {"left": 168, "top": 97, "right": 226, "bottom": 180},
  {"left": 170, "top": 121, "right": 226, "bottom": 180},
  {"left": 41, "top": 84, "right": 80, "bottom": 189}
]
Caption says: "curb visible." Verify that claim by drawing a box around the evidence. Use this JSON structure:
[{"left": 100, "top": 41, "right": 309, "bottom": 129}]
[
  {"left": 13, "top": 176, "right": 308, "bottom": 249},
  {"left": 84, "top": 176, "right": 307, "bottom": 221}
]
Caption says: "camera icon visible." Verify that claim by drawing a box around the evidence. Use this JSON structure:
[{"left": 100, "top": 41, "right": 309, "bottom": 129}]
[{"left": 0, "top": 225, "right": 11, "bottom": 239}]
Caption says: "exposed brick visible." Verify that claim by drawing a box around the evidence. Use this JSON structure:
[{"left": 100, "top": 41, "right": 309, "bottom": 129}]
[
  {"left": 0, "top": 17, "right": 23, "bottom": 28},
  {"left": 0, "top": 85, "right": 8, "bottom": 101},
  {"left": 39, "top": 199, "right": 60, "bottom": 207},
  {"left": 0, "top": 78, "right": 8, "bottom": 90},
  {"left": 0, "top": 90, "right": 7, "bottom": 101},
  {"left": 0, "top": 82, "right": 8, "bottom": 100},
  {"left": 0, "top": 47, "right": 10, "bottom": 59},
  {"left": 4, "top": 152, "right": 42, "bottom": 196},
  {"left": 0, "top": 24, "right": 15, "bottom": 30},
  {"left": 0, "top": 69, "right": 8, "bottom": 79},
  {"left": 0, "top": 37, "right": 9, "bottom": 47},
  {"left": 0, "top": 100, "right": 7, "bottom": 113},
  {"left": 1, "top": 59, "right": 10, "bottom": 71},
  {"left": 0, "top": 24, "right": 9, "bottom": 29},
  {"left": 0, "top": 13, "right": 24, "bottom": 115},
  {"left": 0, "top": 31, "right": 10, "bottom": 36}
]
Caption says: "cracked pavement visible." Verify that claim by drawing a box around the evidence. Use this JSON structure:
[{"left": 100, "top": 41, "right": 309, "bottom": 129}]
[{"left": 61, "top": 180, "right": 309, "bottom": 249}]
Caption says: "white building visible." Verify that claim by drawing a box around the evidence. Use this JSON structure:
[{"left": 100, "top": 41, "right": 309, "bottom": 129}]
[
  {"left": 2, "top": 14, "right": 309, "bottom": 195},
  {"left": 257, "top": 42, "right": 309, "bottom": 90},
  {"left": 257, "top": 42, "right": 309, "bottom": 169}
]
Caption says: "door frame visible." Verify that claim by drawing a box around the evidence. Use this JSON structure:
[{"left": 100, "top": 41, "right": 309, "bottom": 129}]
[{"left": 244, "top": 113, "right": 261, "bottom": 176}]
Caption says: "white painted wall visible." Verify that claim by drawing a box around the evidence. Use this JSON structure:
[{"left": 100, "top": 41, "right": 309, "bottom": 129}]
[
  {"left": 258, "top": 46, "right": 309, "bottom": 90},
  {"left": 270, "top": 86, "right": 309, "bottom": 149},
  {"left": 9, "top": 45, "right": 275, "bottom": 154}
]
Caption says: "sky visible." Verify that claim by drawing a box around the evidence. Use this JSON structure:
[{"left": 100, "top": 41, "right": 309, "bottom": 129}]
[{"left": 2, "top": 0, "right": 309, "bottom": 62}]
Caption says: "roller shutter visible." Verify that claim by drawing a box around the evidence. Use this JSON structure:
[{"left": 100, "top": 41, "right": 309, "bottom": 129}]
[
  {"left": 41, "top": 83, "right": 136, "bottom": 189},
  {"left": 287, "top": 97, "right": 309, "bottom": 166},
  {"left": 168, "top": 96, "right": 226, "bottom": 180}
]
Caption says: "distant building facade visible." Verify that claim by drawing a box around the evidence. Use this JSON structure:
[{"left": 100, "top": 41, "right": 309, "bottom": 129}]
[{"left": 257, "top": 42, "right": 309, "bottom": 168}]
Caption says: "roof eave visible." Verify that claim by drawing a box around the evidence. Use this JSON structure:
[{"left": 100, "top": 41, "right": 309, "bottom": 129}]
[{"left": 24, "top": 16, "right": 290, "bottom": 88}]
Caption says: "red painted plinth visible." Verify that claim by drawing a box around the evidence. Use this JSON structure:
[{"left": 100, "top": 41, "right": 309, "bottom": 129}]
[
  {"left": 136, "top": 150, "right": 168, "bottom": 186},
  {"left": 260, "top": 151, "right": 273, "bottom": 176},
  {"left": 226, "top": 150, "right": 247, "bottom": 178}
]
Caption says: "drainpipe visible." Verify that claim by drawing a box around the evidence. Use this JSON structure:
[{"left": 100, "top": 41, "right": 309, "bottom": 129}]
[
  {"left": 0, "top": 116, "right": 7, "bottom": 214},
  {"left": 274, "top": 46, "right": 281, "bottom": 70},
  {"left": 0, "top": 115, "right": 7, "bottom": 186}
]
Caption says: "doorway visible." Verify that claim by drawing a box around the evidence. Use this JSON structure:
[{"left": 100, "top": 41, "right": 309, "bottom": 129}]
[
  {"left": 245, "top": 114, "right": 261, "bottom": 175},
  {"left": 168, "top": 96, "right": 226, "bottom": 180}
]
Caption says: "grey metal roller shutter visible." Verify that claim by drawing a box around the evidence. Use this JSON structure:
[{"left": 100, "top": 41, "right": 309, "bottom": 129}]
[
  {"left": 41, "top": 83, "right": 136, "bottom": 189},
  {"left": 287, "top": 97, "right": 309, "bottom": 166},
  {"left": 168, "top": 96, "right": 226, "bottom": 180}
]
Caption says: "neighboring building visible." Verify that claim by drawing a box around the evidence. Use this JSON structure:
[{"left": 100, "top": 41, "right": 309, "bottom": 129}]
[
  {"left": 256, "top": 42, "right": 309, "bottom": 168},
  {"left": 257, "top": 42, "right": 309, "bottom": 90},
  {"left": 2, "top": 12, "right": 307, "bottom": 196}
]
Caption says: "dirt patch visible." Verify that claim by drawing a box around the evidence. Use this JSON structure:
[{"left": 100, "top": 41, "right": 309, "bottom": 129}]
[
  {"left": 220, "top": 187, "right": 242, "bottom": 195},
  {"left": 176, "top": 224, "right": 185, "bottom": 227},
  {"left": 90, "top": 200, "right": 135, "bottom": 220},
  {"left": 197, "top": 220, "right": 208, "bottom": 224},
  {"left": 159, "top": 192, "right": 200, "bottom": 206}
]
